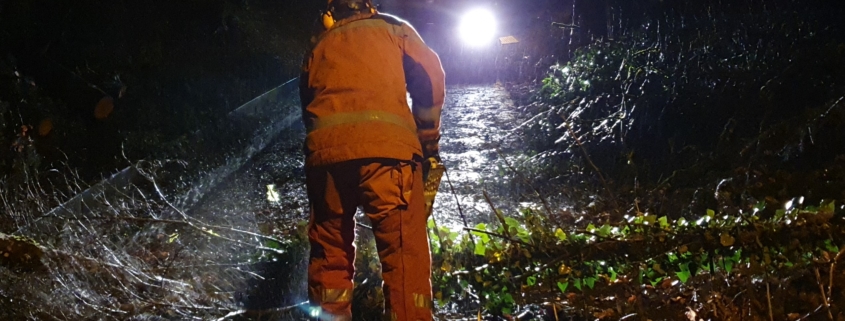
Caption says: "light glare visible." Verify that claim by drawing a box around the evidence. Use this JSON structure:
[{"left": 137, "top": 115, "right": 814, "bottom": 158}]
[{"left": 459, "top": 9, "right": 497, "bottom": 47}]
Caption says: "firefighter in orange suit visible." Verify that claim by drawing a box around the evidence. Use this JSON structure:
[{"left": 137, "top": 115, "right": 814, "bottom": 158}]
[{"left": 298, "top": 0, "right": 446, "bottom": 319}]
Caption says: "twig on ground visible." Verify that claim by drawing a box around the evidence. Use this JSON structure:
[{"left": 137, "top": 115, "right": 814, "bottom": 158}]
[
  {"left": 814, "top": 267, "right": 835, "bottom": 321},
  {"left": 828, "top": 246, "right": 845, "bottom": 298},
  {"left": 766, "top": 279, "right": 774, "bottom": 321},
  {"left": 482, "top": 190, "right": 512, "bottom": 240}
]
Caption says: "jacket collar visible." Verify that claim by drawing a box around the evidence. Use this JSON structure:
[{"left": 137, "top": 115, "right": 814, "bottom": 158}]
[{"left": 328, "top": 11, "right": 378, "bottom": 31}]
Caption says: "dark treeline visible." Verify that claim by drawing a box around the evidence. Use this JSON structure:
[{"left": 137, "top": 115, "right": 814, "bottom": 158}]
[{"left": 0, "top": 0, "right": 320, "bottom": 182}]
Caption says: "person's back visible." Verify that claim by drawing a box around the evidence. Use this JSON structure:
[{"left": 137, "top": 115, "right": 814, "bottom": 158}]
[
  {"left": 299, "top": 0, "right": 445, "bottom": 320},
  {"left": 300, "top": 2, "right": 444, "bottom": 168}
]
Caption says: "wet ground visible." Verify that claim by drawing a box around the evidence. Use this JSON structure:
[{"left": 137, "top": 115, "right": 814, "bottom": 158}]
[
  {"left": 184, "top": 84, "right": 526, "bottom": 314},
  {"left": 433, "top": 85, "right": 524, "bottom": 228}
]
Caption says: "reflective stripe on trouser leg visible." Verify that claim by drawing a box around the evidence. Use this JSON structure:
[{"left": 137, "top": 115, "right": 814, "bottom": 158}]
[
  {"left": 306, "top": 165, "right": 358, "bottom": 319},
  {"left": 309, "top": 288, "right": 353, "bottom": 321},
  {"left": 384, "top": 293, "right": 432, "bottom": 320},
  {"left": 360, "top": 161, "right": 434, "bottom": 321}
]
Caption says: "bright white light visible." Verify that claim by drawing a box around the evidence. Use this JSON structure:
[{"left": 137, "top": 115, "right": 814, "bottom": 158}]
[
  {"left": 309, "top": 307, "right": 321, "bottom": 318},
  {"left": 459, "top": 8, "right": 497, "bottom": 47}
]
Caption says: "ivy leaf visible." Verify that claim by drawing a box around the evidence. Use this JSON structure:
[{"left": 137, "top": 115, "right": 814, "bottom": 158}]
[
  {"left": 527, "top": 276, "right": 537, "bottom": 286},
  {"left": 573, "top": 278, "right": 583, "bottom": 291},
  {"left": 724, "top": 259, "right": 734, "bottom": 274},
  {"left": 502, "top": 293, "right": 515, "bottom": 305},
  {"left": 557, "top": 281, "right": 569, "bottom": 293},
  {"left": 658, "top": 216, "right": 669, "bottom": 229},
  {"left": 649, "top": 277, "right": 664, "bottom": 287},
  {"left": 723, "top": 250, "right": 741, "bottom": 274},
  {"left": 775, "top": 209, "right": 787, "bottom": 221},
  {"left": 471, "top": 226, "right": 491, "bottom": 243},
  {"left": 676, "top": 262, "right": 691, "bottom": 283},
  {"left": 676, "top": 270, "right": 691, "bottom": 284},
  {"left": 753, "top": 201, "right": 767, "bottom": 213},
  {"left": 585, "top": 277, "right": 597, "bottom": 289},
  {"left": 707, "top": 209, "right": 716, "bottom": 218},
  {"left": 516, "top": 230, "right": 532, "bottom": 244},
  {"left": 825, "top": 240, "right": 840, "bottom": 253},
  {"left": 505, "top": 217, "right": 522, "bottom": 234},
  {"left": 598, "top": 224, "right": 612, "bottom": 237},
  {"left": 667, "top": 253, "right": 679, "bottom": 263},
  {"left": 474, "top": 240, "right": 487, "bottom": 256},
  {"left": 554, "top": 228, "right": 568, "bottom": 241},
  {"left": 822, "top": 200, "right": 836, "bottom": 215}
]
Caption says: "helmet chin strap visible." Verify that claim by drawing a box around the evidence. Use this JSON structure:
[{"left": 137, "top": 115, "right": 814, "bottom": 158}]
[{"left": 322, "top": 0, "right": 376, "bottom": 30}]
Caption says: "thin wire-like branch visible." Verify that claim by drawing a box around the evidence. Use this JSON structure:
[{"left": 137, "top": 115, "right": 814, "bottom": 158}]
[
  {"left": 814, "top": 267, "right": 834, "bottom": 321},
  {"left": 564, "top": 123, "right": 616, "bottom": 202},
  {"left": 493, "top": 147, "right": 556, "bottom": 218},
  {"left": 828, "top": 246, "right": 845, "bottom": 298},
  {"left": 482, "top": 190, "right": 512, "bottom": 240},
  {"left": 215, "top": 302, "right": 309, "bottom": 321},
  {"left": 766, "top": 279, "right": 774, "bottom": 321},
  {"left": 463, "top": 227, "right": 534, "bottom": 248},
  {"left": 134, "top": 166, "right": 279, "bottom": 253},
  {"left": 444, "top": 168, "right": 476, "bottom": 246}
]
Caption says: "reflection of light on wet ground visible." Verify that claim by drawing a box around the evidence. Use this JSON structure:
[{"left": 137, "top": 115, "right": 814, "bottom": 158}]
[{"left": 431, "top": 85, "right": 522, "bottom": 229}]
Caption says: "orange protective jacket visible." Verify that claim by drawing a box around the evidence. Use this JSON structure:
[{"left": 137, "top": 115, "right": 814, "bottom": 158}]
[{"left": 299, "top": 12, "right": 446, "bottom": 167}]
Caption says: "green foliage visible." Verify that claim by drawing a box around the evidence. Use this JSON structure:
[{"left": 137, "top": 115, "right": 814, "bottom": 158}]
[
  {"left": 421, "top": 198, "right": 845, "bottom": 318},
  {"left": 522, "top": 1, "right": 845, "bottom": 219}
]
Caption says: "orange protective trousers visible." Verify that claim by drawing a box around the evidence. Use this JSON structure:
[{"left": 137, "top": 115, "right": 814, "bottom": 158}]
[{"left": 306, "top": 158, "right": 433, "bottom": 321}]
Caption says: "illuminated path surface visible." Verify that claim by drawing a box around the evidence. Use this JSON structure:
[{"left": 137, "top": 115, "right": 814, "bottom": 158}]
[
  {"left": 186, "top": 84, "right": 525, "bottom": 311},
  {"left": 433, "top": 85, "right": 524, "bottom": 228}
]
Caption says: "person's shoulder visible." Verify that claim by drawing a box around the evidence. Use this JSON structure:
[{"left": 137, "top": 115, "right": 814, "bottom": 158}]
[{"left": 371, "top": 13, "right": 408, "bottom": 27}]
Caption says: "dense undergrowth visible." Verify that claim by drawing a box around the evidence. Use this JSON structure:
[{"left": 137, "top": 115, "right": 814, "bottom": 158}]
[{"left": 0, "top": 143, "right": 312, "bottom": 320}]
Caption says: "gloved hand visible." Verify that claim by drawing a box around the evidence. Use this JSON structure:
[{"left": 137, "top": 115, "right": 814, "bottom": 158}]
[
  {"left": 421, "top": 140, "right": 440, "bottom": 159},
  {"left": 418, "top": 129, "right": 441, "bottom": 159},
  {"left": 422, "top": 154, "right": 441, "bottom": 182}
]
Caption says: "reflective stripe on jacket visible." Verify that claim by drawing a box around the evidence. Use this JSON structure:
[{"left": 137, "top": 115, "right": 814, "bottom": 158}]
[{"left": 299, "top": 12, "right": 446, "bottom": 167}]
